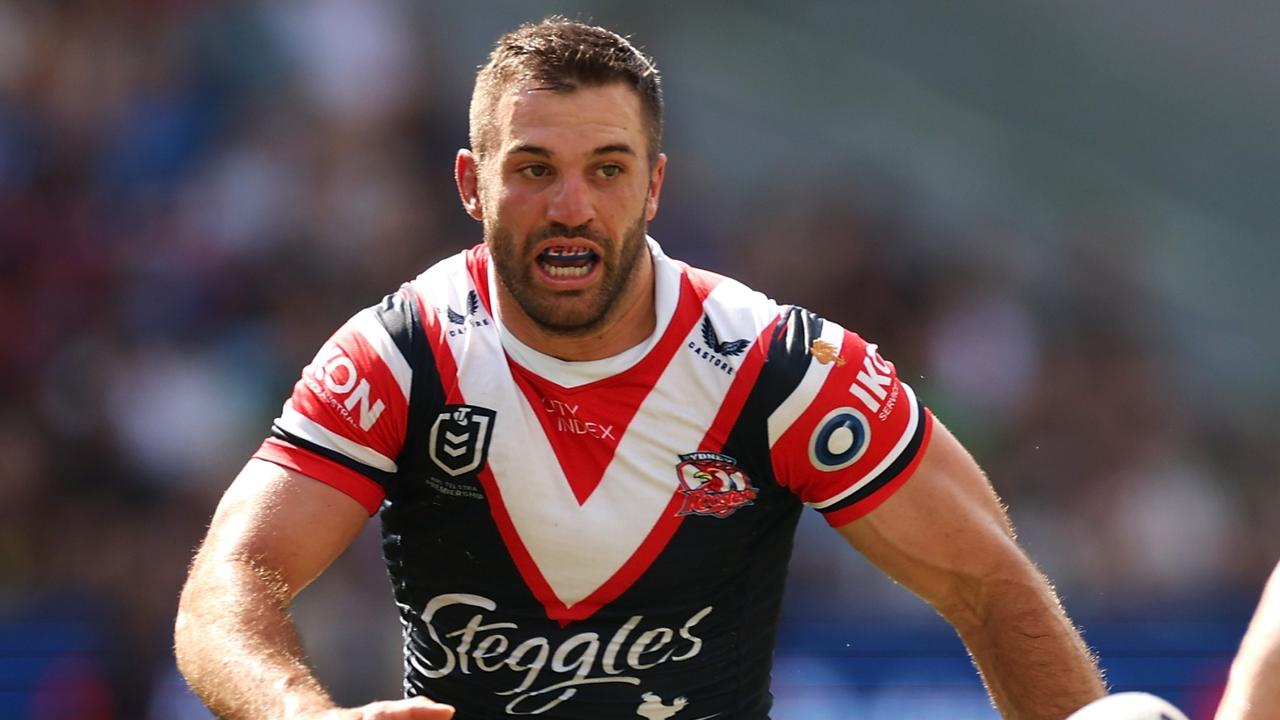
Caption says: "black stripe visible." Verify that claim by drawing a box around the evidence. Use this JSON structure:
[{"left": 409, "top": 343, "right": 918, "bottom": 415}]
[
  {"left": 718, "top": 306, "right": 824, "bottom": 486},
  {"left": 373, "top": 287, "right": 415, "bottom": 361},
  {"left": 817, "top": 400, "right": 928, "bottom": 517},
  {"left": 745, "top": 306, "right": 825, "bottom": 426},
  {"left": 393, "top": 287, "right": 448, "bottom": 486},
  {"left": 270, "top": 424, "right": 396, "bottom": 488}
]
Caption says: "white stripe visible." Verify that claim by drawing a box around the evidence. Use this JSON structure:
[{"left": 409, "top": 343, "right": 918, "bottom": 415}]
[
  {"left": 767, "top": 317, "right": 845, "bottom": 447},
  {"left": 807, "top": 382, "right": 921, "bottom": 510},
  {"left": 350, "top": 308, "right": 411, "bottom": 401},
  {"left": 278, "top": 404, "right": 398, "bottom": 472},
  {"left": 700, "top": 275, "right": 782, "bottom": 345}
]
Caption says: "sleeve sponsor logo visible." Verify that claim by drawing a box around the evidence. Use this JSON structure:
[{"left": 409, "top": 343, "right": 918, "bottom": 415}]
[
  {"left": 306, "top": 343, "right": 386, "bottom": 431},
  {"left": 808, "top": 407, "right": 871, "bottom": 472},
  {"left": 847, "top": 343, "right": 899, "bottom": 420},
  {"left": 542, "top": 398, "right": 616, "bottom": 441},
  {"left": 413, "top": 593, "right": 712, "bottom": 716},
  {"left": 674, "top": 452, "right": 757, "bottom": 518}
]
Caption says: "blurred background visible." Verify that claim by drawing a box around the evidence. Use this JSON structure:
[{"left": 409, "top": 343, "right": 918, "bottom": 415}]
[{"left": 1, "top": 1, "right": 1277, "bottom": 718}]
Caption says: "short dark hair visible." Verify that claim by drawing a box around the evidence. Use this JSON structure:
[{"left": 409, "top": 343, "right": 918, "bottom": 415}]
[{"left": 469, "top": 17, "right": 663, "bottom": 163}]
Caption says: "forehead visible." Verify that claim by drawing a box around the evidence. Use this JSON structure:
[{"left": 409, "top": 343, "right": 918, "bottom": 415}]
[{"left": 493, "top": 82, "right": 647, "bottom": 156}]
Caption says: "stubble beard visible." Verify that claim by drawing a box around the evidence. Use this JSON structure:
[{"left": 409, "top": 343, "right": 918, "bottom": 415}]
[{"left": 487, "top": 211, "right": 650, "bottom": 337}]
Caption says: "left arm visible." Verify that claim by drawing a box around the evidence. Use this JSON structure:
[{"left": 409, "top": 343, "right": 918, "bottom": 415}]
[
  {"left": 837, "top": 419, "right": 1106, "bottom": 718},
  {"left": 1216, "top": 560, "right": 1280, "bottom": 719}
]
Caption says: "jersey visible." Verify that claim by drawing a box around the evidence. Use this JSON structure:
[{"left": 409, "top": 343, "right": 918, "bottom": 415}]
[{"left": 253, "top": 240, "right": 933, "bottom": 719}]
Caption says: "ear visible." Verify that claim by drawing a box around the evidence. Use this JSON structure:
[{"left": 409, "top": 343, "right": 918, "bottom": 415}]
[
  {"left": 456, "top": 149, "right": 484, "bottom": 221},
  {"left": 645, "top": 153, "right": 667, "bottom": 222}
]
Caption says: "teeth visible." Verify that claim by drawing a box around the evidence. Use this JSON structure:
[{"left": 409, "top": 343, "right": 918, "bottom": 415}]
[{"left": 542, "top": 262, "right": 592, "bottom": 278}]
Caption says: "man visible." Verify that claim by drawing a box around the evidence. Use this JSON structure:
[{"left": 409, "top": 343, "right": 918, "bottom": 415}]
[
  {"left": 175, "top": 18, "right": 1106, "bottom": 719},
  {"left": 1216, "top": 560, "right": 1280, "bottom": 719}
]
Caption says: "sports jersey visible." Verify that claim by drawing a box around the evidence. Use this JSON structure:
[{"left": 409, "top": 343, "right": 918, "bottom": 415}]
[{"left": 253, "top": 239, "right": 933, "bottom": 719}]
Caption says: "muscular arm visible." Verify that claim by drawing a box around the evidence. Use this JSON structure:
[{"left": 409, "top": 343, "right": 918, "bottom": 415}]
[
  {"left": 837, "top": 420, "right": 1106, "bottom": 718},
  {"left": 1217, "top": 561, "right": 1280, "bottom": 719},
  {"left": 174, "top": 459, "right": 453, "bottom": 720}
]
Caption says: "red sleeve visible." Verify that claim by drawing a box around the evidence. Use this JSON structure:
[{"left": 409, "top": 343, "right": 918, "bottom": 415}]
[
  {"left": 252, "top": 295, "right": 414, "bottom": 515},
  {"left": 254, "top": 437, "right": 386, "bottom": 515},
  {"left": 770, "top": 327, "right": 932, "bottom": 526}
]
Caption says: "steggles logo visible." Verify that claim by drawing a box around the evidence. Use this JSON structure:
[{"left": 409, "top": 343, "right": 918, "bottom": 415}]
[{"left": 414, "top": 593, "right": 713, "bottom": 716}]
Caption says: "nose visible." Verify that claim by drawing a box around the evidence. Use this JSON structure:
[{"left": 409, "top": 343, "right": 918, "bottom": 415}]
[{"left": 545, "top": 175, "right": 594, "bottom": 229}]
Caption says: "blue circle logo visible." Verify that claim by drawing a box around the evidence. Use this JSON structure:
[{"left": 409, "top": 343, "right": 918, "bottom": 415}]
[{"left": 808, "top": 407, "right": 870, "bottom": 472}]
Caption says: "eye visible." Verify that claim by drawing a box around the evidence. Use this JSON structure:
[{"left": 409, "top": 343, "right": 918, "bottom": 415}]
[
  {"left": 519, "top": 164, "right": 552, "bottom": 179},
  {"left": 597, "top": 164, "right": 623, "bottom": 178}
]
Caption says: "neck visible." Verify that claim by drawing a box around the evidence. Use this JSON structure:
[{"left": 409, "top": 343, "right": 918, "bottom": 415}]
[{"left": 494, "top": 252, "right": 657, "bottom": 362}]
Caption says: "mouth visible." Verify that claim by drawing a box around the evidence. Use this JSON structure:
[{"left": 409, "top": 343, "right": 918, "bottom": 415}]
[{"left": 535, "top": 243, "right": 601, "bottom": 284}]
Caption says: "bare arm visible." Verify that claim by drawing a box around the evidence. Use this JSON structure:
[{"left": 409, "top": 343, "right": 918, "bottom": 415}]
[
  {"left": 837, "top": 420, "right": 1106, "bottom": 718},
  {"left": 1217, "top": 561, "right": 1280, "bottom": 719},
  {"left": 174, "top": 459, "right": 454, "bottom": 720}
]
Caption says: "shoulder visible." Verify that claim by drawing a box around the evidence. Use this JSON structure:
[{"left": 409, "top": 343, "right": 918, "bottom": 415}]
[
  {"left": 669, "top": 255, "right": 786, "bottom": 331},
  {"left": 400, "top": 244, "right": 490, "bottom": 327}
]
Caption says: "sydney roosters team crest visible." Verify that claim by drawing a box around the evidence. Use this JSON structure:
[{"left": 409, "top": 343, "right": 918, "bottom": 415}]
[{"left": 674, "top": 452, "right": 757, "bottom": 518}]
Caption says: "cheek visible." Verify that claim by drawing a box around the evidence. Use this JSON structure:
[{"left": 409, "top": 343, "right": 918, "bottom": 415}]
[{"left": 490, "top": 184, "right": 543, "bottom": 225}]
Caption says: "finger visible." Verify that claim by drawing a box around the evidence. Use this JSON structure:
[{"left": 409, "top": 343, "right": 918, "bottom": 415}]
[{"left": 360, "top": 697, "right": 456, "bottom": 719}]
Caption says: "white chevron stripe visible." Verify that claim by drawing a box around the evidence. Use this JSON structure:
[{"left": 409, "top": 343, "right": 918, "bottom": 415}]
[
  {"left": 278, "top": 404, "right": 398, "bottom": 472},
  {"left": 422, "top": 251, "right": 780, "bottom": 610},
  {"left": 766, "top": 316, "right": 845, "bottom": 447}
]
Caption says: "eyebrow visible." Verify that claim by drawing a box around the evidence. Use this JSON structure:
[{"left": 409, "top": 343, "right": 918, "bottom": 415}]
[{"left": 508, "top": 143, "right": 638, "bottom": 158}]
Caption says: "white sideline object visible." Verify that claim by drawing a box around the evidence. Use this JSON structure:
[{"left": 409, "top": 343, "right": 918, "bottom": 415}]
[{"left": 1066, "top": 692, "right": 1190, "bottom": 720}]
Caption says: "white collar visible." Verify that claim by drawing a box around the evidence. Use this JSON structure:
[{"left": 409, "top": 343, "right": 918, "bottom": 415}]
[{"left": 489, "top": 237, "right": 680, "bottom": 387}]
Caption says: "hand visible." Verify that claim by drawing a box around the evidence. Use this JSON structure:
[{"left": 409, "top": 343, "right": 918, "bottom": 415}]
[{"left": 297, "top": 697, "right": 457, "bottom": 720}]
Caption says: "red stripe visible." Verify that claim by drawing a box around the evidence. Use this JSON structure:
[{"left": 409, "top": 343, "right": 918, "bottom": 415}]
[
  {"left": 822, "top": 410, "right": 934, "bottom": 527},
  {"left": 253, "top": 437, "right": 386, "bottom": 514},
  {"left": 678, "top": 261, "right": 728, "bottom": 304},
  {"left": 465, "top": 244, "right": 493, "bottom": 316}
]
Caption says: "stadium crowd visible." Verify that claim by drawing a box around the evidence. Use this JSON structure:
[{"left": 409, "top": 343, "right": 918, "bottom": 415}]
[{"left": 1, "top": 2, "right": 1275, "bottom": 718}]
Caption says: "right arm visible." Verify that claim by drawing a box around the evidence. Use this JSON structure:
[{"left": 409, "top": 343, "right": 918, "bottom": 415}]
[
  {"left": 174, "top": 459, "right": 455, "bottom": 720},
  {"left": 1217, "top": 561, "right": 1280, "bottom": 720}
]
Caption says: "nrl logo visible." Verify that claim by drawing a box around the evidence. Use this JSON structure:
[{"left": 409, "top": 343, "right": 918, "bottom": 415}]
[
  {"left": 810, "top": 338, "right": 846, "bottom": 366},
  {"left": 674, "top": 452, "right": 757, "bottom": 519},
  {"left": 428, "top": 404, "right": 496, "bottom": 477}
]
